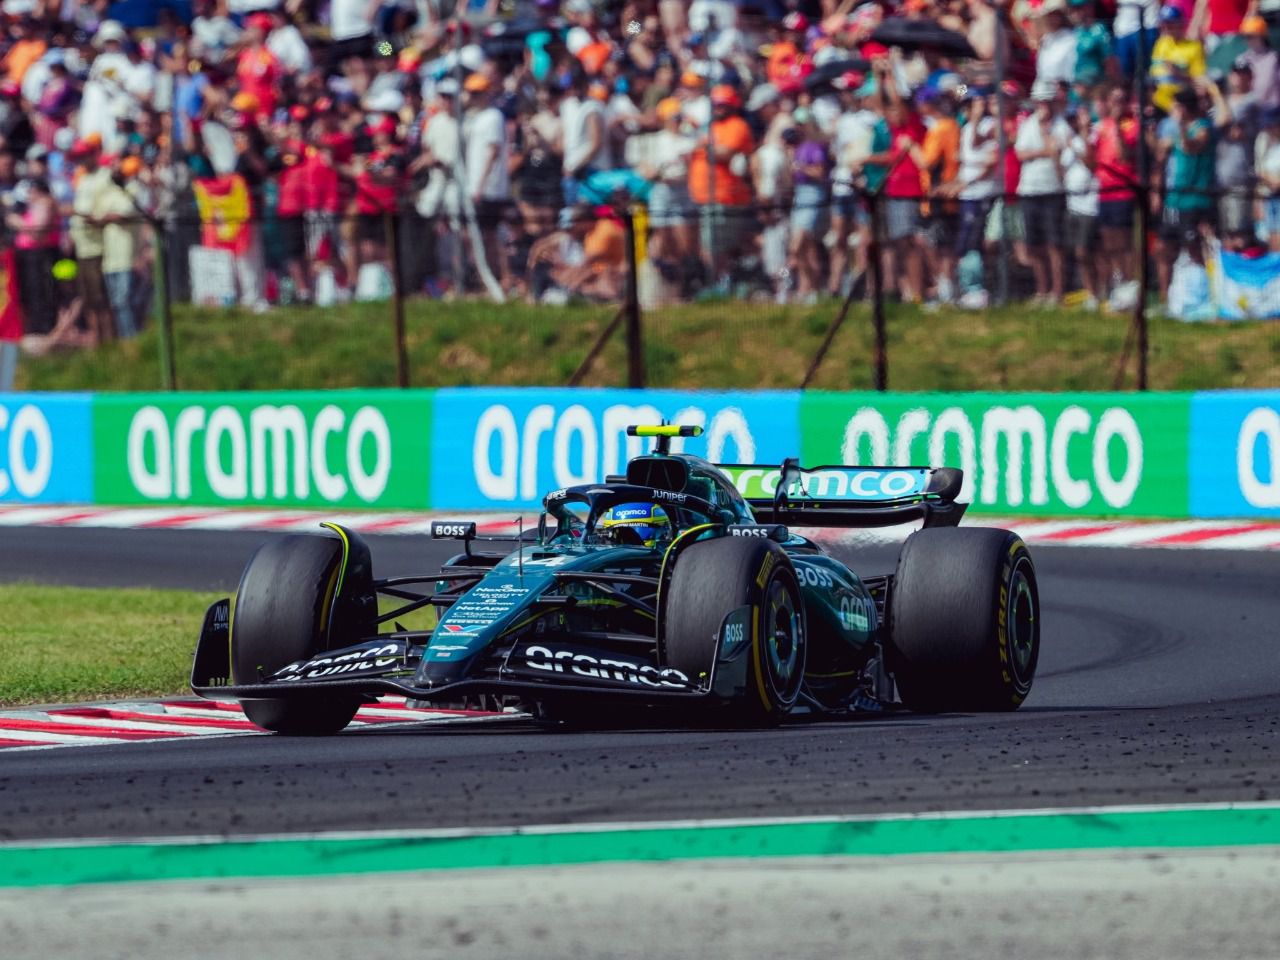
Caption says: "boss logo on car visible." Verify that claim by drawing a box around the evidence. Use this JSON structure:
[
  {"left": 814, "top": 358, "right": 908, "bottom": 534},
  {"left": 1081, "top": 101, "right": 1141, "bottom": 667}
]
[
  {"left": 431, "top": 522, "right": 476, "bottom": 539},
  {"left": 523, "top": 645, "right": 690, "bottom": 688},
  {"left": 798, "top": 565, "right": 834, "bottom": 588}
]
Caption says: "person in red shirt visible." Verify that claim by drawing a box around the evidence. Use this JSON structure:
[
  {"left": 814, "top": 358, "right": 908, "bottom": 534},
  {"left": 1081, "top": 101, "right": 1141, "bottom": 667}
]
[
  {"left": 860, "top": 67, "right": 927, "bottom": 303},
  {"left": 1093, "top": 84, "right": 1140, "bottom": 307},
  {"left": 275, "top": 144, "right": 310, "bottom": 302},
  {"left": 235, "top": 14, "right": 281, "bottom": 120},
  {"left": 302, "top": 139, "right": 345, "bottom": 289},
  {"left": 353, "top": 115, "right": 404, "bottom": 282}
]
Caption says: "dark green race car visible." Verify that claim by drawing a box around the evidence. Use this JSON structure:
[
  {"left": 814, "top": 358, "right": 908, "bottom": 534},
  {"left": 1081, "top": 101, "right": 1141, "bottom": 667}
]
[{"left": 192, "top": 424, "right": 1041, "bottom": 733}]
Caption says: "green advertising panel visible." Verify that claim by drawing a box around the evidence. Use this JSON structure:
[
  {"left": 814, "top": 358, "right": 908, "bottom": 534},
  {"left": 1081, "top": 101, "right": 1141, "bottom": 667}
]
[
  {"left": 800, "top": 393, "right": 1191, "bottom": 517},
  {"left": 93, "top": 391, "right": 433, "bottom": 510}
]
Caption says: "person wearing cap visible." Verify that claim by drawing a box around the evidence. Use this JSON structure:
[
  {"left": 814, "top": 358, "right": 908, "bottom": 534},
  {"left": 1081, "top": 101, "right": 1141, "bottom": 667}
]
[
  {"left": 414, "top": 78, "right": 461, "bottom": 228},
  {"left": 1150, "top": 5, "right": 1205, "bottom": 114},
  {"left": 642, "top": 97, "right": 696, "bottom": 276},
  {"left": 80, "top": 21, "right": 137, "bottom": 150},
  {"left": 1031, "top": 0, "right": 1076, "bottom": 101},
  {"left": 1238, "top": 16, "right": 1280, "bottom": 111},
  {"left": 827, "top": 73, "right": 887, "bottom": 299},
  {"left": 787, "top": 106, "right": 829, "bottom": 304},
  {"left": 92, "top": 157, "right": 146, "bottom": 338},
  {"left": 67, "top": 137, "right": 114, "bottom": 343},
  {"left": 688, "top": 83, "right": 754, "bottom": 283},
  {"left": 462, "top": 71, "right": 513, "bottom": 294},
  {"left": 235, "top": 13, "right": 282, "bottom": 120}
]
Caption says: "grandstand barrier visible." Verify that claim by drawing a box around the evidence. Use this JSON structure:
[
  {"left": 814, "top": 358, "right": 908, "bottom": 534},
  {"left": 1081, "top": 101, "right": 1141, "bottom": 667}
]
[
  {"left": 2, "top": 388, "right": 1278, "bottom": 519},
  {"left": 32, "top": 182, "right": 1274, "bottom": 394}
]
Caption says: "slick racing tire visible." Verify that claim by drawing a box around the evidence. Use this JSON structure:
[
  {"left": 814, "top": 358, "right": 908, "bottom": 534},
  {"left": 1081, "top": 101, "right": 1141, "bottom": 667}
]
[
  {"left": 888, "top": 527, "right": 1039, "bottom": 712},
  {"left": 231, "top": 533, "right": 362, "bottom": 735},
  {"left": 664, "top": 536, "right": 806, "bottom": 725}
]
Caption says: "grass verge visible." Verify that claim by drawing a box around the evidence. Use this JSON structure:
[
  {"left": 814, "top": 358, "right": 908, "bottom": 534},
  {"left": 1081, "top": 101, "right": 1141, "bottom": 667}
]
[
  {"left": 0, "top": 584, "right": 222, "bottom": 707},
  {"left": 12, "top": 298, "right": 1280, "bottom": 392},
  {"left": 0, "top": 584, "right": 440, "bottom": 708}
]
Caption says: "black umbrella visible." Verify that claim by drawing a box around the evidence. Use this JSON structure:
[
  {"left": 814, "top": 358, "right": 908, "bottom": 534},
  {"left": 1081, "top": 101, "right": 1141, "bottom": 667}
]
[
  {"left": 870, "top": 17, "right": 977, "bottom": 58},
  {"left": 804, "top": 57, "right": 872, "bottom": 90}
]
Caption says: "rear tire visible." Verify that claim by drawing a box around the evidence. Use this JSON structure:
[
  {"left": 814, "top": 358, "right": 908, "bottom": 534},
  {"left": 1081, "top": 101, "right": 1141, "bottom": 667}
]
[
  {"left": 888, "top": 527, "right": 1039, "bottom": 712},
  {"left": 664, "top": 536, "right": 806, "bottom": 724},
  {"left": 232, "top": 534, "right": 362, "bottom": 735}
]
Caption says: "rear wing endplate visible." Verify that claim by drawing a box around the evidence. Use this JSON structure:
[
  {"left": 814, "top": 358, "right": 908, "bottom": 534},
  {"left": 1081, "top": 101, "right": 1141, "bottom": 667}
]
[{"left": 718, "top": 460, "right": 966, "bottom": 529}]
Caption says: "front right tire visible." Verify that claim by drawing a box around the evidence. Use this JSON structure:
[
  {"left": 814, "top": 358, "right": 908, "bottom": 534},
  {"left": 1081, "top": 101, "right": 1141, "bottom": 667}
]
[
  {"left": 663, "top": 535, "right": 807, "bottom": 724},
  {"left": 231, "top": 533, "right": 362, "bottom": 735}
]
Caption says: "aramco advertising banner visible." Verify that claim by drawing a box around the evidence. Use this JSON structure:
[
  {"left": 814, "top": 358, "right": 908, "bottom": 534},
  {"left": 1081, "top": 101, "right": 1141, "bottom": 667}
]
[
  {"left": 799, "top": 393, "right": 1191, "bottom": 517},
  {"left": 1190, "top": 392, "right": 1280, "bottom": 518},
  {"left": 428, "top": 388, "right": 801, "bottom": 510},
  {"left": 92, "top": 392, "right": 433, "bottom": 509},
  {"left": 0, "top": 393, "right": 93, "bottom": 503},
  {"left": 13, "top": 387, "right": 1280, "bottom": 519}
]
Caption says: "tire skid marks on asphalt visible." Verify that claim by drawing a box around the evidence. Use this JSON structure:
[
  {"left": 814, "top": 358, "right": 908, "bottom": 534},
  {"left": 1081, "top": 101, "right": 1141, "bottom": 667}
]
[{"left": 0, "top": 698, "right": 502, "bottom": 752}]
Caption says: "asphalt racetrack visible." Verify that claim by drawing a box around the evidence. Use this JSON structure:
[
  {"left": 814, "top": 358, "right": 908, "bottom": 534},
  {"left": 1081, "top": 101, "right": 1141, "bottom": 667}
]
[{"left": 1, "top": 526, "right": 1277, "bottom": 843}]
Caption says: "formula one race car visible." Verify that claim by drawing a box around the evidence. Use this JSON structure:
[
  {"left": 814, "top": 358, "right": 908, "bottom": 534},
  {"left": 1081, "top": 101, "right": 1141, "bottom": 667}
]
[{"left": 191, "top": 425, "right": 1040, "bottom": 733}]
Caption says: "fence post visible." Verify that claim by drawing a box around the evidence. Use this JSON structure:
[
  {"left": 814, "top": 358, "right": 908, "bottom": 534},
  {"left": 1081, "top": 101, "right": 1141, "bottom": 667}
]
[
  {"left": 152, "top": 219, "right": 177, "bottom": 391},
  {"left": 385, "top": 212, "right": 409, "bottom": 389},
  {"left": 1135, "top": 189, "right": 1150, "bottom": 391},
  {"left": 623, "top": 205, "right": 645, "bottom": 389},
  {"left": 867, "top": 191, "right": 888, "bottom": 392}
]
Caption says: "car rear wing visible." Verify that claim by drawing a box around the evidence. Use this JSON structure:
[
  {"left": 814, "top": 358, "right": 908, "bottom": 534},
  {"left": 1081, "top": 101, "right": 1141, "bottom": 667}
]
[{"left": 718, "top": 460, "right": 966, "bottom": 529}]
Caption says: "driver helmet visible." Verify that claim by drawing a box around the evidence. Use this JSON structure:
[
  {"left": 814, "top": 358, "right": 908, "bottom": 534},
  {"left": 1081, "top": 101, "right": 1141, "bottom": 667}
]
[{"left": 600, "top": 502, "right": 670, "bottom": 547}]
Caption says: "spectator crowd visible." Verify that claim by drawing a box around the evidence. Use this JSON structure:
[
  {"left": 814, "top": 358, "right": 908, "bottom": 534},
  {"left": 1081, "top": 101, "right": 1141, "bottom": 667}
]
[{"left": 0, "top": 0, "right": 1279, "bottom": 359}]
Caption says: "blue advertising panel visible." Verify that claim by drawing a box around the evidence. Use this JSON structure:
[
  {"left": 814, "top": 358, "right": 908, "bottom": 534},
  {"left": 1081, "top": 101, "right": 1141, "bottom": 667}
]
[
  {"left": 1190, "top": 391, "right": 1280, "bottom": 518},
  {"left": 431, "top": 388, "right": 801, "bottom": 510},
  {"left": 0, "top": 394, "right": 93, "bottom": 503}
]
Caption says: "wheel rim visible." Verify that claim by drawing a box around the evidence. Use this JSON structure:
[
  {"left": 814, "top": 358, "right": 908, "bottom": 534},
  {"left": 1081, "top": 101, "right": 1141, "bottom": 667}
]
[
  {"left": 764, "top": 575, "right": 804, "bottom": 703},
  {"left": 1007, "top": 557, "right": 1037, "bottom": 687}
]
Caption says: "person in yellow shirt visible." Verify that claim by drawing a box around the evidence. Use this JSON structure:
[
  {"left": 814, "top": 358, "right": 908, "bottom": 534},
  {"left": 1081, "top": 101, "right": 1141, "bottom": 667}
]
[{"left": 1150, "top": 6, "right": 1206, "bottom": 114}]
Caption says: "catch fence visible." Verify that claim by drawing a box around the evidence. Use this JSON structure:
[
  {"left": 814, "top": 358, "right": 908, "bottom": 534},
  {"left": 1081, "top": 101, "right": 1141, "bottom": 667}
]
[{"left": 9, "top": 183, "right": 1279, "bottom": 393}]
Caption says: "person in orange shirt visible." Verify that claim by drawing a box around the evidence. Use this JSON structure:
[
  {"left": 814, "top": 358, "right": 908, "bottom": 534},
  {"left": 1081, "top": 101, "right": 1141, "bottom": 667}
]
[
  {"left": 915, "top": 87, "right": 962, "bottom": 303},
  {"left": 766, "top": 13, "right": 809, "bottom": 90},
  {"left": 687, "top": 85, "right": 755, "bottom": 281},
  {"left": 2, "top": 18, "right": 47, "bottom": 86}
]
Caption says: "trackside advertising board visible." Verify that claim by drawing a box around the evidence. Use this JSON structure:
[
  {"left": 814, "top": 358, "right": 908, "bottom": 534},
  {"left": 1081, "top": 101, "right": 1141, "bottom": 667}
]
[
  {"left": 92, "top": 392, "right": 433, "bottom": 509},
  {"left": 10, "top": 388, "right": 1280, "bottom": 519},
  {"left": 800, "top": 393, "right": 1191, "bottom": 517},
  {"left": 1190, "top": 392, "right": 1280, "bottom": 518},
  {"left": 429, "top": 388, "right": 801, "bottom": 510},
  {"left": 0, "top": 393, "right": 92, "bottom": 503}
]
